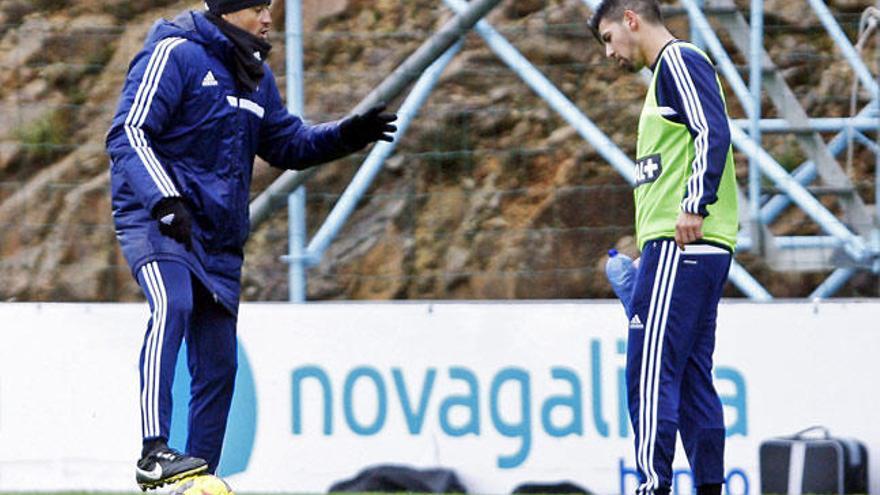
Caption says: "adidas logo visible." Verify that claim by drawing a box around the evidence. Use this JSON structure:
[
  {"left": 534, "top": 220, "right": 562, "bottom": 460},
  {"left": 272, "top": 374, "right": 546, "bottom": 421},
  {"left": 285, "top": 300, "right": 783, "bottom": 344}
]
[
  {"left": 629, "top": 314, "right": 644, "bottom": 329},
  {"left": 201, "top": 70, "right": 218, "bottom": 87}
]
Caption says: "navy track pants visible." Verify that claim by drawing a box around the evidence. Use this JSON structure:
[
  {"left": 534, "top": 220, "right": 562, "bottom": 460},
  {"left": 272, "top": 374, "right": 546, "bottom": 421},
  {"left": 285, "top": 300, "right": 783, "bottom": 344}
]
[
  {"left": 627, "top": 239, "right": 731, "bottom": 493},
  {"left": 136, "top": 260, "right": 237, "bottom": 472}
]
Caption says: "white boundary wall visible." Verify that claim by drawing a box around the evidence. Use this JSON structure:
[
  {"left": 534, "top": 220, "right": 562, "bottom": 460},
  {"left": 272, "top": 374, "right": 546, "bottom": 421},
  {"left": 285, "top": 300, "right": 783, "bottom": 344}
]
[{"left": 0, "top": 301, "right": 877, "bottom": 494}]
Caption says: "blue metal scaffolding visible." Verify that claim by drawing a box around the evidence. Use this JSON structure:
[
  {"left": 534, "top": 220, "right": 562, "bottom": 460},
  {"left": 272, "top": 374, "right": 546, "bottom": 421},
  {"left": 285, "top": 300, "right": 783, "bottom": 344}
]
[{"left": 258, "top": 0, "right": 880, "bottom": 301}]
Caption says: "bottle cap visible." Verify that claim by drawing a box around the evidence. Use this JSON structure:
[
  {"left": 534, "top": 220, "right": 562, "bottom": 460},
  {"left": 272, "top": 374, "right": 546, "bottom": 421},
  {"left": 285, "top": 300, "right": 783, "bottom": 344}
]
[{"left": 608, "top": 248, "right": 618, "bottom": 257}]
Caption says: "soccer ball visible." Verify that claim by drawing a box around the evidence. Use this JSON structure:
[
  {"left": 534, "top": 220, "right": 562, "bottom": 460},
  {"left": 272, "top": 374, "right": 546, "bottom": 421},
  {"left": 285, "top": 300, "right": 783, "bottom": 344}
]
[{"left": 169, "top": 474, "right": 234, "bottom": 495}]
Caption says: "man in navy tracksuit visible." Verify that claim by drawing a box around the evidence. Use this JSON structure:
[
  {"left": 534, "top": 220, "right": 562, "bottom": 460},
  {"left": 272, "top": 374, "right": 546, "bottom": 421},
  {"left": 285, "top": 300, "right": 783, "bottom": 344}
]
[
  {"left": 106, "top": 0, "right": 396, "bottom": 489},
  {"left": 591, "top": 1, "right": 738, "bottom": 494}
]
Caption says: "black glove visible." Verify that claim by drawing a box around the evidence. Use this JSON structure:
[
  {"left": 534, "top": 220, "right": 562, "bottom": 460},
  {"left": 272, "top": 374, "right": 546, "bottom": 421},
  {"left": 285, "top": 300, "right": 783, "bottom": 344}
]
[
  {"left": 339, "top": 104, "right": 398, "bottom": 151},
  {"left": 152, "top": 197, "right": 192, "bottom": 250}
]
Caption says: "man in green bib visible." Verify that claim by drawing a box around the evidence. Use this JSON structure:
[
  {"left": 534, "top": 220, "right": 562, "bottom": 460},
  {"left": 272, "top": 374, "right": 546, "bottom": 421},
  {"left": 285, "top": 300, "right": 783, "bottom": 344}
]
[{"left": 589, "top": 1, "right": 738, "bottom": 494}]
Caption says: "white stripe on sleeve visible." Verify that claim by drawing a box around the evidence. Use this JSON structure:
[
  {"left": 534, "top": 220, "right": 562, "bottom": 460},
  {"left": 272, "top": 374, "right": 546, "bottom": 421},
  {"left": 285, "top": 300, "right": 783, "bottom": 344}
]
[
  {"left": 124, "top": 37, "right": 186, "bottom": 198},
  {"left": 664, "top": 45, "right": 710, "bottom": 215},
  {"left": 148, "top": 262, "right": 171, "bottom": 439}
]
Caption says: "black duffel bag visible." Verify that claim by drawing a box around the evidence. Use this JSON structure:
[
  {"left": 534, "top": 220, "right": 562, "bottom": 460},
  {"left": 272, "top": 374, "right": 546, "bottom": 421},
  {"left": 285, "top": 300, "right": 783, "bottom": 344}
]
[
  {"left": 512, "top": 481, "right": 593, "bottom": 494},
  {"left": 759, "top": 426, "right": 868, "bottom": 494},
  {"left": 329, "top": 464, "right": 468, "bottom": 493}
]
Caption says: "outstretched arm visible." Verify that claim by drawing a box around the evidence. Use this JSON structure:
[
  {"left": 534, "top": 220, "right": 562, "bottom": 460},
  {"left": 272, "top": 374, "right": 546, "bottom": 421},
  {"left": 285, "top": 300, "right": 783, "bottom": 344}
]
[{"left": 258, "top": 80, "right": 396, "bottom": 170}]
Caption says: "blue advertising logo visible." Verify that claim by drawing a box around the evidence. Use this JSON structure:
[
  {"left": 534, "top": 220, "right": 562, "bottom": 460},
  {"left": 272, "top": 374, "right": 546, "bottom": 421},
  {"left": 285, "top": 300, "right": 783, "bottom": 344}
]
[
  {"left": 169, "top": 342, "right": 257, "bottom": 477},
  {"left": 290, "top": 338, "right": 748, "bottom": 470}
]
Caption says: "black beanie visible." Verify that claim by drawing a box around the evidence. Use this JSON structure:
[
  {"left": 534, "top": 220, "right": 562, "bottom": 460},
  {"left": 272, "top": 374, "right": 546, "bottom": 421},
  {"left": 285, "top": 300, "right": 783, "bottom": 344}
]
[{"left": 206, "top": 0, "right": 270, "bottom": 15}]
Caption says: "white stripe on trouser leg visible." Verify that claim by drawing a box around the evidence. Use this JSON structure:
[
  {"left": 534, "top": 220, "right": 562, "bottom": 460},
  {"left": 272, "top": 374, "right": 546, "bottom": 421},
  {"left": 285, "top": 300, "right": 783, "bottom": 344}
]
[
  {"left": 637, "top": 241, "right": 679, "bottom": 494},
  {"left": 144, "top": 263, "right": 165, "bottom": 438},
  {"left": 141, "top": 262, "right": 168, "bottom": 439},
  {"left": 639, "top": 242, "right": 675, "bottom": 493},
  {"left": 149, "top": 262, "right": 170, "bottom": 439},
  {"left": 643, "top": 242, "right": 676, "bottom": 493},
  {"left": 636, "top": 241, "right": 670, "bottom": 493},
  {"left": 636, "top": 242, "right": 668, "bottom": 494},
  {"left": 640, "top": 242, "right": 681, "bottom": 493},
  {"left": 646, "top": 244, "right": 680, "bottom": 493},
  {"left": 139, "top": 265, "right": 154, "bottom": 437},
  {"left": 141, "top": 263, "right": 163, "bottom": 438},
  {"left": 149, "top": 262, "right": 168, "bottom": 438},
  {"left": 142, "top": 263, "right": 160, "bottom": 438}
]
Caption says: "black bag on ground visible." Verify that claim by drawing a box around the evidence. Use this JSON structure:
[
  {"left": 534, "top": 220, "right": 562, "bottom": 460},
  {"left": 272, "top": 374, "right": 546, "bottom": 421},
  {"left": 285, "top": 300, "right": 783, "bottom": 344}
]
[
  {"left": 512, "top": 481, "right": 593, "bottom": 494},
  {"left": 328, "top": 464, "right": 467, "bottom": 493},
  {"left": 759, "top": 426, "right": 868, "bottom": 494}
]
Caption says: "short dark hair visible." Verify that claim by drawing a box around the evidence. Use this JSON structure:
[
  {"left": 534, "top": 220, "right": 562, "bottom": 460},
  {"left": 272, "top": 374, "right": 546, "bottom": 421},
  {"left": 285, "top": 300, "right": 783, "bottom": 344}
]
[{"left": 588, "top": 0, "right": 663, "bottom": 42}]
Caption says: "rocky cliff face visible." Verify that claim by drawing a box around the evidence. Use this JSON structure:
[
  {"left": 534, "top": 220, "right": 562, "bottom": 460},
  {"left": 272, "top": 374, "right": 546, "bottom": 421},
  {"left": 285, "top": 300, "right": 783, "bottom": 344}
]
[{"left": 0, "top": 0, "right": 876, "bottom": 302}]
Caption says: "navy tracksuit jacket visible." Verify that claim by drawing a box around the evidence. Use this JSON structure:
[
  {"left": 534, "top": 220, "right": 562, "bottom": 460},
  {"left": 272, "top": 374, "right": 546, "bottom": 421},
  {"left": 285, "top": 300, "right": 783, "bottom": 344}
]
[
  {"left": 106, "top": 10, "right": 353, "bottom": 470},
  {"left": 108, "top": 10, "right": 351, "bottom": 315}
]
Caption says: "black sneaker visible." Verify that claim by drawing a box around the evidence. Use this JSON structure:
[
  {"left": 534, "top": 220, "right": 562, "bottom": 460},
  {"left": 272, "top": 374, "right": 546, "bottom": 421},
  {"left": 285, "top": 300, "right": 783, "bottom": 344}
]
[{"left": 135, "top": 445, "right": 208, "bottom": 491}]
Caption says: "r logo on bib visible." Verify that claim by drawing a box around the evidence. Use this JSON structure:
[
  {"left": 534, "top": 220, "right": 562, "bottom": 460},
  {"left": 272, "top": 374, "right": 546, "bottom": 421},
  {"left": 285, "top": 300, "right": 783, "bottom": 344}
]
[{"left": 635, "top": 154, "right": 662, "bottom": 186}]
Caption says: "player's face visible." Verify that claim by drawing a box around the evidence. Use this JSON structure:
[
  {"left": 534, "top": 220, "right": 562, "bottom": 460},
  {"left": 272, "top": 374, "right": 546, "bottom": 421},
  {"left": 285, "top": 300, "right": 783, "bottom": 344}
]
[
  {"left": 598, "top": 13, "right": 642, "bottom": 72},
  {"left": 222, "top": 3, "right": 273, "bottom": 40}
]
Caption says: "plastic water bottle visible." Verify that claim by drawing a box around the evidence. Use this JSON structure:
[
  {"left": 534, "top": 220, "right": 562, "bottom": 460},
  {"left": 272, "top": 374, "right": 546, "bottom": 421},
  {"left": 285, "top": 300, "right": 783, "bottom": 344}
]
[{"left": 605, "top": 249, "right": 636, "bottom": 315}]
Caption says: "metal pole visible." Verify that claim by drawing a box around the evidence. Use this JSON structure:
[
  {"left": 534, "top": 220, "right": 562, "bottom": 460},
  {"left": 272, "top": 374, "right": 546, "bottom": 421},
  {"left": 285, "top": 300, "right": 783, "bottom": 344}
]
[
  {"left": 691, "top": 0, "right": 705, "bottom": 50},
  {"left": 736, "top": 234, "right": 843, "bottom": 251},
  {"left": 306, "top": 42, "right": 464, "bottom": 260},
  {"left": 287, "top": 0, "right": 305, "bottom": 117},
  {"left": 809, "top": 268, "right": 856, "bottom": 299},
  {"left": 444, "top": 0, "right": 770, "bottom": 300},
  {"left": 580, "top": 0, "right": 598, "bottom": 10},
  {"left": 249, "top": 0, "right": 505, "bottom": 229},
  {"left": 737, "top": 235, "right": 847, "bottom": 251},
  {"left": 731, "top": 117, "right": 880, "bottom": 133},
  {"left": 680, "top": 0, "right": 753, "bottom": 115},
  {"left": 286, "top": 0, "right": 307, "bottom": 302},
  {"left": 875, "top": 53, "right": 880, "bottom": 280},
  {"left": 760, "top": 103, "right": 877, "bottom": 224},
  {"left": 443, "top": 0, "right": 635, "bottom": 183},
  {"left": 850, "top": 129, "right": 880, "bottom": 155},
  {"left": 730, "top": 125, "right": 870, "bottom": 262},
  {"left": 728, "top": 260, "right": 772, "bottom": 300},
  {"left": 806, "top": 0, "right": 880, "bottom": 99},
  {"left": 774, "top": 236, "right": 842, "bottom": 250},
  {"left": 759, "top": 162, "right": 816, "bottom": 223},
  {"left": 287, "top": 188, "right": 307, "bottom": 302},
  {"left": 748, "top": 0, "right": 763, "bottom": 252}
]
